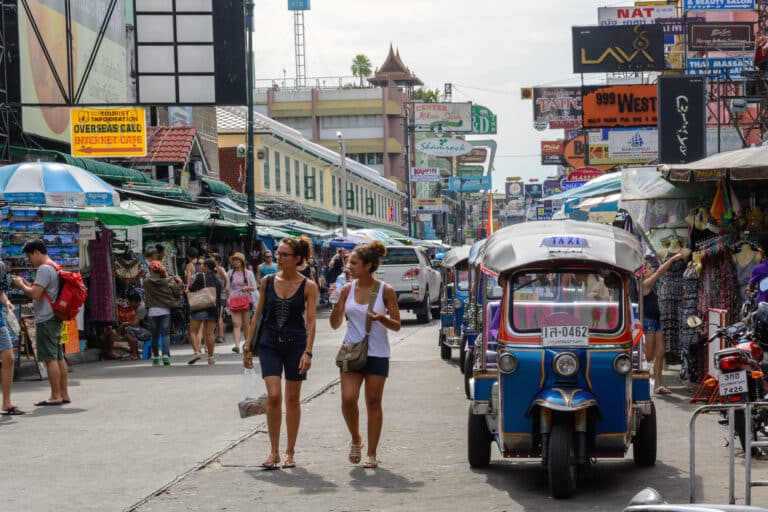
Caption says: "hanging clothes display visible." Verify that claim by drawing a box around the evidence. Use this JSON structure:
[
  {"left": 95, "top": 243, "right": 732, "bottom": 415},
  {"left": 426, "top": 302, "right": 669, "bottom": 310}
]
[
  {"left": 658, "top": 258, "right": 686, "bottom": 360},
  {"left": 732, "top": 242, "right": 762, "bottom": 304},
  {"left": 697, "top": 243, "right": 739, "bottom": 325},
  {"left": 88, "top": 229, "right": 117, "bottom": 323},
  {"left": 679, "top": 264, "right": 701, "bottom": 383}
]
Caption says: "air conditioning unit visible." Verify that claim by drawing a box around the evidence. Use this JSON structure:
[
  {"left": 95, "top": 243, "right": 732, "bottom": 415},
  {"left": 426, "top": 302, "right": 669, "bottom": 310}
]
[{"left": 731, "top": 98, "right": 748, "bottom": 113}]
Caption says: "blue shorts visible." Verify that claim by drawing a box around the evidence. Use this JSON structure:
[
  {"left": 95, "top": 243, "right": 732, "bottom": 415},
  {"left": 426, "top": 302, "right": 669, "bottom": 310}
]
[
  {"left": 191, "top": 310, "right": 217, "bottom": 321},
  {"left": 259, "top": 335, "right": 307, "bottom": 381},
  {"left": 0, "top": 326, "right": 11, "bottom": 352},
  {"left": 643, "top": 318, "right": 661, "bottom": 334},
  {"left": 342, "top": 356, "right": 390, "bottom": 378}
]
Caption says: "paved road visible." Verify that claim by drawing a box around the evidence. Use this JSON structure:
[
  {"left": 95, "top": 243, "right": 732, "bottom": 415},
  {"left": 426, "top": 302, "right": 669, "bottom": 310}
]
[{"left": 5, "top": 310, "right": 768, "bottom": 511}]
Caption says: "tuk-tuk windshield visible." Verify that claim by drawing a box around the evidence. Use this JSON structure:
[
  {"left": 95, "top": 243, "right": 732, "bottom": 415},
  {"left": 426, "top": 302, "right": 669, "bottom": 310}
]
[{"left": 509, "top": 270, "right": 623, "bottom": 334}]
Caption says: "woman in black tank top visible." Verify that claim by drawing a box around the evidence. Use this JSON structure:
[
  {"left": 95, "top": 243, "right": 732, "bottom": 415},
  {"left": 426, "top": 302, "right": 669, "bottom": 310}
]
[{"left": 243, "top": 236, "right": 318, "bottom": 470}]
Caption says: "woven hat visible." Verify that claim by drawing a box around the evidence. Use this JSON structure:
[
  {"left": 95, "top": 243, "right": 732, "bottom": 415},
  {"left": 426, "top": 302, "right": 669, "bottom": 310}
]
[{"left": 230, "top": 252, "right": 246, "bottom": 264}]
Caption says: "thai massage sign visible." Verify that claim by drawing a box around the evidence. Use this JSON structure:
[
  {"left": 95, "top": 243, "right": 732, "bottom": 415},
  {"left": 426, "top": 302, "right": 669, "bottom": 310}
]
[
  {"left": 413, "top": 102, "right": 473, "bottom": 133},
  {"left": 70, "top": 107, "right": 147, "bottom": 158},
  {"left": 415, "top": 138, "right": 473, "bottom": 157}
]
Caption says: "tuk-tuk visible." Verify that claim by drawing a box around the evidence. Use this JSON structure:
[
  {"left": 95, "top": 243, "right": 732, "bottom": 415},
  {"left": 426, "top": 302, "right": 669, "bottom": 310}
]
[
  {"left": 439, "top": 245, "right": 472, "bottom": 360},
  {"left": 468, "top": 221, "right": 655, "bottom": 499}
]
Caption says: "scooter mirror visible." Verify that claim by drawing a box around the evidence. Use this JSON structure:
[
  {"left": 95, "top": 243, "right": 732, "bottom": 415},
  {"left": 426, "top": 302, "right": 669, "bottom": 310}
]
[
  {"left": 686, "top": 315, "right": 703, "bottom": 329},
  {"left": 759, "top": 277, "right": 768, "bottom": 292}
]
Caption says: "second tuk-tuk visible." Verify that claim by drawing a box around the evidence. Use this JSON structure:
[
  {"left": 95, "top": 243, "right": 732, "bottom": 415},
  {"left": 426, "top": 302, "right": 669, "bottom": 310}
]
[
  {"left": 439, "top": 245, "right": 472, "bottom": 360},
  {"left": 468, "top": 221, "right": 655, "bottom": 499}
]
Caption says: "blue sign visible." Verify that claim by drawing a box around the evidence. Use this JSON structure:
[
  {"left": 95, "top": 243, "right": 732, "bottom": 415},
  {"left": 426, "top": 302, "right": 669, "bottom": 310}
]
[
  {"left": 684, "top": 0, "right": 754, "bottom": 10},
  {"left": 687, "top": 57, "right": 753, "bottom": 80},
  {"left": 288, "top": 0, "right": 311, "bottom": 10},
  {"left": 449, "top": 176, "right": 491, "bottom": 192}
]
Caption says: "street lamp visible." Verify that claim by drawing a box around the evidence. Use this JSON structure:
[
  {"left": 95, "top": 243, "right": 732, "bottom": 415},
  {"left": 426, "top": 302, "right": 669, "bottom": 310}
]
[{"left": 337, "top": 131, "right": 348, "bottom": 237}]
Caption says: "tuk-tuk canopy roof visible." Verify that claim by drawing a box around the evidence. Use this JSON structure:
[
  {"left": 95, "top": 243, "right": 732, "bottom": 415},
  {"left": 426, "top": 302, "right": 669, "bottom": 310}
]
[
  {"left": 440, "top": 245, "right": 472, "bottom": 268},
  {"left": 480, "top": 220, "right": 643, "bottom": 275},
  {"left": 468, "top": 238, "right": 488, "bottom": 266}
]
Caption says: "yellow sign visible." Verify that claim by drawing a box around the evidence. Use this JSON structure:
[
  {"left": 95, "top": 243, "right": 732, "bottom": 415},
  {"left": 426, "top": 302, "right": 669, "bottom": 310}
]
[{"left": 70, "top": 108, "right": 147, "bottom": 158}]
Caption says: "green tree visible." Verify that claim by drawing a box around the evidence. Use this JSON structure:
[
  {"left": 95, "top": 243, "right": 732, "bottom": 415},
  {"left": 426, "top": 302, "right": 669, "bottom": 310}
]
[
  {"left": 351, "top": 54, "right": 373, "bottom": 87},
  {"left": 411, "top": 88, "right": 441, "bottom": 102}
]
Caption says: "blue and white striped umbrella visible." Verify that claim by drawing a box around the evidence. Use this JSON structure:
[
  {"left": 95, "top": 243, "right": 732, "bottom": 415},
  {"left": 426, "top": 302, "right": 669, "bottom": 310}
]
[{"left": 0, "top": 162, "right": 119, "bottom": 207}]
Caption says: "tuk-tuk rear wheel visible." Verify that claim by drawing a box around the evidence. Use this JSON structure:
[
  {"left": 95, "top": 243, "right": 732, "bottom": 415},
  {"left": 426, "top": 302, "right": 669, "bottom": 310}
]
[
  {"left": 459, "top": 335, "right": 467, "bottom": 373},
  {"left": 548, "top": 420, "right": 577, "bottom": 499},
  {"left": 467, "top": 405, "right": 492, "bottom": 468},
  {"left": 632, "top": 403, "right": 657, "bottom": 467}
]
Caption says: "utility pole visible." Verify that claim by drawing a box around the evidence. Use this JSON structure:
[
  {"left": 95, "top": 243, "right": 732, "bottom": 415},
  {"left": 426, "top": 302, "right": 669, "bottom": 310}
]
[
  {"left": 404, "top": 105, "right": 413, "bottom": 237},
  {"left": 338, "top": 133, "right": 348, "bottom": 237},
  {"left": 245, "top": 0, "right": 255, "bottom": 218}
]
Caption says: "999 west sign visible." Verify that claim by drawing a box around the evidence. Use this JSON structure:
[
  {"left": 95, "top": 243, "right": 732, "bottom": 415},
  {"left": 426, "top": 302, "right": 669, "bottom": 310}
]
[{"left": 582, "top": 85, "right": 658, "bottom": 128}]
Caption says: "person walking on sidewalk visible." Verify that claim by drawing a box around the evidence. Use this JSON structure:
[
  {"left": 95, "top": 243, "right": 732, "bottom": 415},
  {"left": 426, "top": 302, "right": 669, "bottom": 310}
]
[
  {"left": 329, "top": 241, "right": 400, "bottom": 469},
  {"left": 187, "top": 259, "right": 222, "bottom": 365},
  {"left": 212, "top": 254, "right": 228, "bottom": 345},
  {"left": 0, "top": 260, "right": 23, "bottom": 415},
  {"left": 13, "top": 239, "right": 70, "bottom": 406},
  {"left": 228, "top": 252, "right": 257, "bottom": 354},
  {"left": 143, "top": 261, "right": 184, "bottom": 365},
  {"left": 244, "top": 236, "right": 318, "bottom": 469},
  {"left": 256, "top": 249, "right": 277, "bottom": 281}
]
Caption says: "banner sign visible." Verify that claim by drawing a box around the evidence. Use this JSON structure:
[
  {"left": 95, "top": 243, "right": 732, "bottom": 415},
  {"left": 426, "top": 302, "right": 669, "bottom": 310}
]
[
  {"left": 70, "top": 108, "right": 147, "bottom": 158},
  {"left": 686, "top": 56, "right": 753, "bottom": 80},
  {"left": 415, "top": 138, "right": 473, "bottom": 157},
  {"left": 582, "top": 84, "right": 658, "bottom": 128},
  {"left": 683, "top": 0, "right": 754, "bottom": 10},
  {"left": 657, "top": 17, "right": 689, "bottom": 36},
  {"left": 533, "top": 87, "right": 582, "bottom": 130},
  {"left": 472, "top": 105, "right": 497, "bottom": 134},
  {"left": 413, "top": 199, "right": 443, "bottom": 214},
  {"left": 543, "top": 179, "right": 562, "bottom": 197},
  {"left": 688, "top": 23, "right": 754, "bottom": 51},
  {"left": 410, "top": 167, "right": 440, "bottom": 182},
  {"left": 457, "top": 147, "right": 488, "bottom": 164},
  {"left": 413, "top": 102, "right": 473, "bottom": 133},
  {"left": 505, "top": 181, "right": 523, "bottom": 200},
  {"left": 458, "top": 165, "right": 485, "bottom": 176},
  {"left": 288, "top": 0, "right": 311, "bottom": 9},
  {"left": 524, "top": 183, "right": 543, "bottom": 200},
  {"left": 448, "top": 176, "right": 491, "bottom": 192},
  {"left": 658, "top": 76, "right": 707, "bottom": 164},
  {"left": 598, "top": 5, "right": 677, "bottom": 43},
  {"left": 572, "top": 25, "right": 665, "bottom": 73},
  {"left": 568, "top": 167, "right": 605, "bottom": 182},
  {"left": 541, "top": 140, "right": 565, "bottom": 165},
  {"left": 587, "top": 128, "right": 657, "bottom": 165}
]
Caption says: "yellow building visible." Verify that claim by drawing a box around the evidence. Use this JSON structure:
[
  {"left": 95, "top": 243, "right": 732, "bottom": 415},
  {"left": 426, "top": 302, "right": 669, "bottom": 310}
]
[{"left": 217, "top": 107, "right": 405, "bottom": 230}]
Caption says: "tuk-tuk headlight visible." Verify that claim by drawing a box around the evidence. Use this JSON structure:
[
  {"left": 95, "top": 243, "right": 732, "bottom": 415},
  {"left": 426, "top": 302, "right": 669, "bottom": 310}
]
[
  {"left": 613, "top": 354, "right": 632, "bottom": 375},
  {"left": 498, "top": 353, "right": 518, "bottom": 374},
  {"left": 453, "top": 299, "right": 463, "bottom": 309},
  {"left": 553, "top": 352, "right": 579, "bottom": 378}
]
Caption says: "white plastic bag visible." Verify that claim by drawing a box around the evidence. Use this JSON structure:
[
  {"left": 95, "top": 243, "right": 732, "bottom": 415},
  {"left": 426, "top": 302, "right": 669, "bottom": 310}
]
[
  {"left": 238, "top": 368, "right": 267, "bottom": 418},
  {"left": 5, "top": 309, "right": 20, "bottom": 336}
]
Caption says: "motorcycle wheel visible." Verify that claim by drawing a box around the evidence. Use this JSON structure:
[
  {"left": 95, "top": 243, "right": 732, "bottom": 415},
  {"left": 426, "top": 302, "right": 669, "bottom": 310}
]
[{"left": 548, "top": 419, "right": 577, "bottom": 499}]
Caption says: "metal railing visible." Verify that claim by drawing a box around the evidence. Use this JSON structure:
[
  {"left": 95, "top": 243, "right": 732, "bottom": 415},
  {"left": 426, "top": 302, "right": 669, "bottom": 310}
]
[{"left": 254, "top": 76, "right": 374, "bottom": 92}]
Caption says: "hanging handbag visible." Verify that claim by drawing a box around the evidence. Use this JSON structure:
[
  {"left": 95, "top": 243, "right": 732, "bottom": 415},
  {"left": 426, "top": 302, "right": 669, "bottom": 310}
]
[
  {"left": 228, "top": 295, "right": 251, "bottom": 312},
  {"left": 188, "top": 272, "right": 217, "bottom": 312},
  {"left": 336, "top": 281, "right": 381, "bottom": 372},
  {"left": 248, "top": 275, "right": 274, "bottom": 355}
]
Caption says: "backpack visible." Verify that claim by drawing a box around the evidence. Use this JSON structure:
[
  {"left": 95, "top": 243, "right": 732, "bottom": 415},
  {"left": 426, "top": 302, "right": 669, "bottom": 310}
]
[{"left": 42, "top": 262, "right": 88, "bottom": 321}]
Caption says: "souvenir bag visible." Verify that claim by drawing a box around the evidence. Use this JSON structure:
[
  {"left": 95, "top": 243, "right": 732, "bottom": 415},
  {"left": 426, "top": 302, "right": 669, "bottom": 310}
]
[
  {"left": 238, "top": 368, "right": 267, "bottom": 418},
  {"left": 187, "top": 272, "right": 216, "bottom": 312},
  {"left": 228, "top": 270, "right": 252, "bottom": 312},
  {"left": 335, "top": 281, "right": 380, "bottom": 372}
]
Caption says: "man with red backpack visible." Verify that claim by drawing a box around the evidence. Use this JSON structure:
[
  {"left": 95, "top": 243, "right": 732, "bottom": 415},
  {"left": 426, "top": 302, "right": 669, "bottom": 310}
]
[{"left": 12, "top": 239, "right": 75, "bottom": 406}]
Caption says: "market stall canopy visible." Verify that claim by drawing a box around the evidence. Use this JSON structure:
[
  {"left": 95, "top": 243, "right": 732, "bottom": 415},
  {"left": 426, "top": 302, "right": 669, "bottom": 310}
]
[
  {"left": 256, "top": 219, "right": 332, "bottom": 238},
  {"left": 659, "top": 145, "right": 768, "bottom": 182},
  {"left": 121, "top": 199, "right": 210, "bottom": 228},
  {"left": 78, "top": 206, "right": 148, "bottom": 227},
  {"left": 0, "top": 162, "right": 119, "bottom": 206},
  {"left": 325, "top": 235, "right": 370, "bottom": 250},
  {"left": 546, "top": 172, "right": 621, "bottom": 202}
]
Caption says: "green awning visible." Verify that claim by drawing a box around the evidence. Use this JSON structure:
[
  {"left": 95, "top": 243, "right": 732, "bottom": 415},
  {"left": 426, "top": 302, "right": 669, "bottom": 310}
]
[
  {"left": 78, "top": 206, "right": 149, "bottom": 227},
  {"left": 120, "top": 199, "right": 210, "bottom": 228},
  {"left": 306, "top": 209, "right": 340, "bottom": 225},
  {"left": 257, "top": 227, "right": 292, "bottom": 238}
]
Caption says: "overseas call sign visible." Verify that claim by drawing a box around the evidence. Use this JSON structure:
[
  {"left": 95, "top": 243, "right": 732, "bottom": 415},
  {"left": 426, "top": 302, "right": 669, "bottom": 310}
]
[
  {"left": 70, "top": 107, "right": 147, "bottom": 158},
  {"left": 581, "top": 85, "right": 658, "bottom": 129}
]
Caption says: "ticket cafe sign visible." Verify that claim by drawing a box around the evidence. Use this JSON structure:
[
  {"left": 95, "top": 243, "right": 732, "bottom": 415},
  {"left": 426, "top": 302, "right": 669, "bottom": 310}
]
[{"left": 415, "top": 138, "right": 473, "bottom": 157}]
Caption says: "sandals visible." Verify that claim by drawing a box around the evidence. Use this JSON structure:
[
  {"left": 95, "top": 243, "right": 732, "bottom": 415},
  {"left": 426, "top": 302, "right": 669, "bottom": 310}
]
[
  {"left": 261, "top": 455, "right": 281, "bottom": 470},
  {"left": 349, "top": 442, "right": 363, "bottom": 464},
  {"left": 363, "top": 456, "right": 378, "bottom": 469},
  {"left": 654, "top": 386, "right": 672, "bottom": 396},
  {"left": 231, "top": 345, "right": 240, "bottom": 354},
  {"left": 208, "top": 357, "right": 216, "bottom": 365},
  {"left": 188, "top": 353, "right": 201, "bottom": 365},
  {"left": 282, "top": 453, "right": 296, "bottom": 468},
  {"left": 2, "top": 406, "right": 25, "bottom": 415}
]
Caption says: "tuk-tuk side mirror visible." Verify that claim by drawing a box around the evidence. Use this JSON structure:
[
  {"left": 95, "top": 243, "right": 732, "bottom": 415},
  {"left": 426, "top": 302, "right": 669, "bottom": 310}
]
[
  {"left": 446, "top": 283, "right": 454, "bottom": 300},
  {"left": 686, "top": 316, "right": 703, "bottom": 329}
]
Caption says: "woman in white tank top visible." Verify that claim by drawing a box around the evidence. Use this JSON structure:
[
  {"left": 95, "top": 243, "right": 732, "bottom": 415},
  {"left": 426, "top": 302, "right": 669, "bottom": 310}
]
[{"left": 329, "top": 241, "right": 400, "bottom": 470}]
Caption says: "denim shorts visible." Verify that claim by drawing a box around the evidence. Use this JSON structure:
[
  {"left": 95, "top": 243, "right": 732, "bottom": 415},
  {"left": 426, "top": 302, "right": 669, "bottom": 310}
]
[
  {"left": 0, "top": 325, "right": 11, "bottom": 352},
  {"left": 258, "top": 335, "right": 307, "bottom": 381},
  {"left": 643, "top": 318, "right": 662, "bottom": 334}
]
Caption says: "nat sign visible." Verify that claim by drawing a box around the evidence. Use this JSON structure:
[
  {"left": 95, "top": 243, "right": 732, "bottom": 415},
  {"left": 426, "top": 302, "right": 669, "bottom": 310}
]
[
  {"left": 582, "top": 84, "right": 658, "bottom": 128},
  {"left": 572, "top": 25, "right": 665, "bottom": 73}
]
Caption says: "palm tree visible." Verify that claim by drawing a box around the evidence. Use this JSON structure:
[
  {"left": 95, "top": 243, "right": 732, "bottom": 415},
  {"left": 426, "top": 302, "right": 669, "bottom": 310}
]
[{"left": 351, "top": 54, "right": 372, "bottom": 88}]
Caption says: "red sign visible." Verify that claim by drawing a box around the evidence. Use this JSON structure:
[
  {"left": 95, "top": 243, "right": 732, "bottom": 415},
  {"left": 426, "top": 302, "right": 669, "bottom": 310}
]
[
  {"left": 567, "top": 167, "right": 605, "bottom": 182},
  {"left": 541, "top": 140, "right": 564, "bottom": 166}
]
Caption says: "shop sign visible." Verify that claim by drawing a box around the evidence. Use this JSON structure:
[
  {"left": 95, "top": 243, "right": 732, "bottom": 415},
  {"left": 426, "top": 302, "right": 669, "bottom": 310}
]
[
  {"left": 524, "top": 183, "right": 543, "bottom": 200},
  {"left": 582, "top": 84, "right": 658, "bottom": 128},
  {"left": 533, "top": 87, "right": 582, "bottom": 130},
  {"left": 608, "top": 128, "right": 658, "bottom": 160},
  {"left": 598, "top": 5, "right": 676, "bottom": 26},
  {"left": 415, "top": 138, "right": 473, "bottom": 157},
  {"left": 656, "top": 17, "right": 692, "bottom": 36},
  {"left": 568, "top": 167, "right": 605, "bottom": 182},
  {"left": 686, "top": 57, "right": 754, "bottom": 80},
  {"left": 70, "top": 107, "right": 147, "bottom": 158},
  {"left": 572, "top": 25, "right": 665, "bottom": 73},
  {"left": 562, "top": 180, "right": 587, "bottom": 191},
  {"left": 410, "top": 167, "right": 440, "bottom": 182},
  {"left": 541, "top": 140, "right": 565, "bottom": 166},
  {"left": 506, "top": 199, "right": 526, "bottom": 217},
  {"left": 693, "top": 169, "right": 726, "bottom": 181},
  {"left": 564, "top": 134, "right": 615, "bottom": 172},
  {"left": 472, "top": 105, "right": 497, "bottom": 134},
  {"left": 79, "top": 220, "right": 96, "bottom": 241},
  {"left": 413, "top": 198, "right": 443, "bottom": 214},
  {"left": 658, "top": 76, "right": 707, "bottom": 164},
  {"left": 448, "top": 176, "right": 491, "bottom": 192},
  {"left": 683, "top": 0, "right": 754, "bottom": 10},
  {"left": 413, "top": 102, "right": 473, "bottom": 133},
  {"left": 688, "top": 23, "right": 754, "bottom": 51},
  {"left": 459, "top": 165, "right": 485, "bottom": 176},
  {"left": 505, "top": 181, "right": 523, "bottom": 199},
  {"left": 457, "top": 147, "right": 488, "bottom": 164},
  {"left": 543, "top": 179, "right": 562, "bottom": 196}
]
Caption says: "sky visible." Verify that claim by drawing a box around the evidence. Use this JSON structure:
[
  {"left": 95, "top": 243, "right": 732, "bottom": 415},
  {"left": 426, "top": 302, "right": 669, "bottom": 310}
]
[{"left": 252, "top": 0, "right": 626, "bottom": 192}]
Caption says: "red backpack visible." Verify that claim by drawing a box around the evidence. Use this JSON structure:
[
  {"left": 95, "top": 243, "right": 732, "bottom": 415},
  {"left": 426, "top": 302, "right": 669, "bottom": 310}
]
[{"left": 42, "top": 262, "right": 88, "bottom": 321}]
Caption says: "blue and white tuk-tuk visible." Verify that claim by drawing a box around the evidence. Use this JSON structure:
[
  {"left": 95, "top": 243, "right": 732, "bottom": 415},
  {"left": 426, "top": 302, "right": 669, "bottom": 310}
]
[
  {"left": 468, "top": 221, "right": 655, "bottom": 499},
  {"left": 438, "top": 245, "right": 472, "bottom": 360}
]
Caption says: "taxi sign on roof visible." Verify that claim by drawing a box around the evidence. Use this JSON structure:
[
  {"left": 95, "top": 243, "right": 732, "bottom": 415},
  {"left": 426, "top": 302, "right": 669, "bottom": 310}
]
[
  {"left": 70, "top": 107, "right": 147, "bottom": 158},
  {"left": 541, "top": 236, "right": 590, "bottom": 249}
]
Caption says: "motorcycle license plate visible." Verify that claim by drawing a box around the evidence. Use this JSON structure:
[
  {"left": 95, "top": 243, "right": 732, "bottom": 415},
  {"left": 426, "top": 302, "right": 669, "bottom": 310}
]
[
  {"left": 718, "top": 370, "right": 748, "bottom": 396},
  {"left": 541, "top": 325, "right": 589, "bottom": 348}
]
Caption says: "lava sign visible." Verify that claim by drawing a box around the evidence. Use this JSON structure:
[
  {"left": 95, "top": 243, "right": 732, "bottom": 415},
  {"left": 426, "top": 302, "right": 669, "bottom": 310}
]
[{"left": 70, "top": 108, "right": 147, "bottom": 158}]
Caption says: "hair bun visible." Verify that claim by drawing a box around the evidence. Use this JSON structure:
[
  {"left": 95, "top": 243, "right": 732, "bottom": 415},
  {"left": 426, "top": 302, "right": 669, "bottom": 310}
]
[{"left": 371, "top": 240, "right": 387, "bottom": 259}]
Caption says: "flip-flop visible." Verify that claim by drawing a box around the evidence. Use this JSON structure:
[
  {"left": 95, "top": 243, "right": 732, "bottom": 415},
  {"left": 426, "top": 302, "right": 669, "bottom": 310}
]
[
  {"left": 187, "top": 353, "right": 202, "bottom": 365},
  {"left": 62, "top": 400, "right": 71, "bottom": 404},
  {"left": 1, "top": 406, "right": 25, "bottom": 415},
  {"left": 363, "top": 457, "right": 378, "bottom": 469},
  {"left": 261, "top": 459, "right": 281, "bottom": 470},
  {"left": 282, "top": 459, "right": 296, "bottom": 469},
  {"left": 34, "top": 400, "right": 63, "bottom": 406}
]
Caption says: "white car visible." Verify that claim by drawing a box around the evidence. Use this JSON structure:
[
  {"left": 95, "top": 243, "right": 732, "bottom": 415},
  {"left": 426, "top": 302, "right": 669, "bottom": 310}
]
[{"left": 375, "top": 246, "right": 442, "bottom": 323}]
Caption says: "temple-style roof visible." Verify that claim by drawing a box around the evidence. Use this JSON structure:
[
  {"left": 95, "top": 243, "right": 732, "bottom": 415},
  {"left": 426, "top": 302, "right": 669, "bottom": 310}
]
[{"left": 368, "top": 44, "right": 423, "bottom": 87}]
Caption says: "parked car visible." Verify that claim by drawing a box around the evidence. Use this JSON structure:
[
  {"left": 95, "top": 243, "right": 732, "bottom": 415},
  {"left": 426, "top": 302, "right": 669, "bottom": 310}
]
[{"left": 376, "top": 246, "right": 441, "bottom": 323}]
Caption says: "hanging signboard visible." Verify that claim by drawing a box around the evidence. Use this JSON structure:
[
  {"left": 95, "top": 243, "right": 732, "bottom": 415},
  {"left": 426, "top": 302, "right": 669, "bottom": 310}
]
[
  {"left": 457, "top": 147, "right": 488, "bottom": 164},
  {"left": 582, "top": 84, "right": 658, "bottom": 128},
  {"left": 543, "top": 179, "right": 563, "bottom": 197},
  {"left": 288, "top": 0, "right": 311, "bottom": 10},
  {"left": 658, "top": 76, "right": 707, "bottom": 164},
  {"left": 532, "top": 87, "right": 582, "bottom": 130},
  {"left": 413, "top": 102, "right": 473, "bottom": 133},
  {"left": 587, "top": 128, "right": 658, "bottom": 165},
  {"left": 472, "top": 105, "right": 498, "bottom": 134},
  {"left": 448, "top": 176, "right": 492, "bottom": 192},
  {"left": 413, "top": 198, "right": 443, "bottom": 214},
  {"left": 688, "top": 23, "right": 754, "bottom": 51},
  {"left": 683, "top": 0, "right": 755, "bottom": 10},
  {"left": 70, "top": 108, "right": 147, "bottom": 158},
  {"left": 410, "top": 167, "right": 440, "bottom": 182},
  {"left": 524, "top": 183, "right": 543, "bottom": 200},
  {"left": 541, "top": 140, "right": 565, "bottom": 165},
  {"left": 505, "top": 180, "right": 523, "bottom": 200},
  {"left": 598, "top": 5, "right": 677, "bottom": 43},
  {"left": 686, "top": 57, "right": 753, "bottom": 80},
  {"left": 458, "top": 165, "right": 485, "bottom": 176},
  {"left": 572, "top": 25, "right": 666, "bottom": 73},
  {"left": 415, "top": 138, "right": 473, "bottom": 157},
  {"left": 567, "top": 167, "right": 605, "bottom": 182}
]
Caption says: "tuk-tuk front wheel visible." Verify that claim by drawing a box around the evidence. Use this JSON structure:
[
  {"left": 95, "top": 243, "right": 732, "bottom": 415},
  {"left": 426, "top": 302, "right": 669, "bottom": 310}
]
[
  {"left": 467, "top": 405, "right": 492, "bottom": 468},
  {"left": 548, "top": 420, "right": 577, "bottom": 499},
  {"left": 632, "top": 403, "right": 657, "bottom": 467}
]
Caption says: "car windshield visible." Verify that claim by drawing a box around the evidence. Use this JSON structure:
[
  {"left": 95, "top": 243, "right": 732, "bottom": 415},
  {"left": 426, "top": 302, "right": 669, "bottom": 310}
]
[
  {"left": 508, "top": 270, "right": 623, "bottom": 333},
  {"left": 381, "top": 248, "right": 419, "bottom": 265}
]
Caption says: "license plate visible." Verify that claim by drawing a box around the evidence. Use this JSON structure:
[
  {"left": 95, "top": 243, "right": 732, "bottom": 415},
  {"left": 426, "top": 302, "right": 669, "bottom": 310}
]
[
  {"left": 541, "top": 325, "right": 589, "bottom": 347},
  {"left": 719, "top": 370, "right": 748, "bottom": 396}
]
